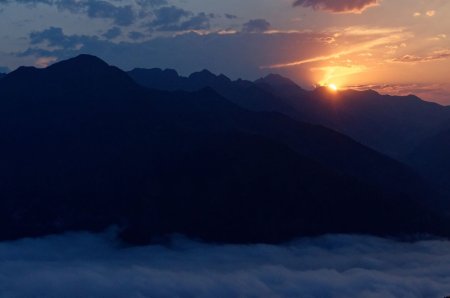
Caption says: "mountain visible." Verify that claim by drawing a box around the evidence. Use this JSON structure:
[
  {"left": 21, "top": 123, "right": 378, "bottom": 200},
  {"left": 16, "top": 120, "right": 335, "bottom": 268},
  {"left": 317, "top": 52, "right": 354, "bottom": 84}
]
[
  {"left": 0, "top": 73, "right": 5, "bottom": 79},
  {"left": 259, "top": 78, "right": 450, "bottom": 159},
  {"left": 129, "top": 69, "right": 450, "bottom": 159},
  {"left": 408, "top": 127, "right": 450, "bottom": 206},
  {"left": 128, "top": 68, "right": 295, "bottom": 115},
  {"left": 0, "top": 55, "right": 445, "bottom": 244}
]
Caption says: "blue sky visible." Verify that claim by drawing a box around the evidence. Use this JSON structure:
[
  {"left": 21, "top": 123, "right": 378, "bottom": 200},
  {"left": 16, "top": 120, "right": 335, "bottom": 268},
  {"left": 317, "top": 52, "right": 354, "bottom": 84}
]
[{"left": 0, "top": 0, "right": 449, "bottom": 103}]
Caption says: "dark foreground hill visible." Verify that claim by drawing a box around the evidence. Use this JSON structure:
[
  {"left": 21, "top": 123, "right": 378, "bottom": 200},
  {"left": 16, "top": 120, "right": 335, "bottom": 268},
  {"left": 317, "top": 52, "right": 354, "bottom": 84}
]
[{"left": 0, "top": 55, "right": 446, "bottom": 244}]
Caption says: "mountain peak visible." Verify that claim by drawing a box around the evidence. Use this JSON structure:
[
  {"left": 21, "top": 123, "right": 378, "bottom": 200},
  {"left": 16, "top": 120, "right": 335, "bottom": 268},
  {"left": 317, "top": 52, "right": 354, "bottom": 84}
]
[
  {"left": 47, "top": 54, "right": 109, "bottom": 71},
  {"left": 189, "top": 69, "right": 217, "bottom": 80},
  {"left": 255, "top": 73, "right": 300, "bottom": 88},
  {"left": 0, "top": 55, "right": 138, "bottom": 95}
]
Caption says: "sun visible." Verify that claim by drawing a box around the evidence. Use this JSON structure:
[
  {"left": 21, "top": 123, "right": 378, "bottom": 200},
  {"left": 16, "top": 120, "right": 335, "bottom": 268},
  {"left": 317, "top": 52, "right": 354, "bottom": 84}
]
[{"left": 328, "top": 84, "right": 338, "bottom": 91}]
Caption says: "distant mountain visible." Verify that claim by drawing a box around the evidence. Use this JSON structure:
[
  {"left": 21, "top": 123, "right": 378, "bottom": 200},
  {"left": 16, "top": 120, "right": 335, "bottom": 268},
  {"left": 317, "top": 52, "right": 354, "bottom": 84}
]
[
  {"left": 0, "top": 73, "right": 5, "bottom": 79},
  {"left": 129, "top": 69, "right": 450, "bottom": 159},
  {"left": 259, "top": 78, "right": 450, "bottom": 159},
  {"left": 0, "top": 55, "right": 445, "bottom": 244},
  {"left": 128, "top": 68, "right": 295, "bottom": 115}
]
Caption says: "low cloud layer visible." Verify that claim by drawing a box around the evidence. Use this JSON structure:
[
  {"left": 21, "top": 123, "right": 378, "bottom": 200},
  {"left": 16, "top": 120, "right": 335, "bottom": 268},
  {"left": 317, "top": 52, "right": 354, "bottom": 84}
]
[
  {"left": 293, "top": 0, "right": 380, "bottom": 13},
  {"left": 1, "top": 232, "right": 450, "bottom": 297}
]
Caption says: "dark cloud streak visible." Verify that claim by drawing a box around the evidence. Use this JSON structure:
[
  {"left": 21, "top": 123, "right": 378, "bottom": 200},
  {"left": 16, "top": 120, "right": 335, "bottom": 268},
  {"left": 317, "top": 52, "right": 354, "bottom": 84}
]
[
  {"left": 242, "top": 19, "right": 271, "bottom": 33},
  {"left": 293, "top": 0, "right": 380, "bottom": 13}
]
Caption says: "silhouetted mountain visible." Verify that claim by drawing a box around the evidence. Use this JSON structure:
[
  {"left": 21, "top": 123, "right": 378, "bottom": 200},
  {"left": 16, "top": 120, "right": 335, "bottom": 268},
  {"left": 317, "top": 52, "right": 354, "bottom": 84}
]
[
  {"left": 0, "top": 55, "right": 446, "bottom": 244},
  {"left": 130, "top": 69, "right": 450, "bottom": 159},
  {"left": 257, "top": 76, "right": 450, "bottom": 158},
  {"left": 255, "top": 73, "right": 308, "bottom": 99},
  {"left": 408, "top": 128, "right": 450, "bottom": 206},
  {"left": 128, "top": 68, "right": 294, "bottom": 114},
  {"left": 274, "top": 85, "right": 450, "bottom": 159},
  {"left": 0, "top": 73, "right": 5, "bottom": 79}
]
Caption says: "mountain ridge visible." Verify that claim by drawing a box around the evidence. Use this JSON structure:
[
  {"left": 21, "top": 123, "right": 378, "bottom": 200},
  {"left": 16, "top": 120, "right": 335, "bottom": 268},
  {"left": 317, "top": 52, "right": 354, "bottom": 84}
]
[
  {"left": 129, "top": 67, "right": 450, "bottom": 159},
  {"left": 0, "top": 54, "right": 446, "bottom": 244}
]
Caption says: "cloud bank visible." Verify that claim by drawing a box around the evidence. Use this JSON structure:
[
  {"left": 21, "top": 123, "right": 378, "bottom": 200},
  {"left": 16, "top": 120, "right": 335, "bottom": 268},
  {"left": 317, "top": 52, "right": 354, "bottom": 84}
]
[
  {"left": 293, "top": 0, "right": 380, "bottom": 13},
  {"left": 0, "top": 0, "right": 214, "bottom": 30},
  {"left": 1, "top": 232, "right": 450, "bottom": 297}
]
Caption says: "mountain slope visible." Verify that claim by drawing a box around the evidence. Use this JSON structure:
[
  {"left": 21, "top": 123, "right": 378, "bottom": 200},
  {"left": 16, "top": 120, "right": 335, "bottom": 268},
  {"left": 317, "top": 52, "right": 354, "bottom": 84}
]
[
  {"left": 0, "top": 55, "right": 445, "bottom": 244},
  {"left": 257, "top": 76, "right": 450, "bottom": 158},
  {"left": 408, "top": 128, "right": 450, "bottom": 206}
]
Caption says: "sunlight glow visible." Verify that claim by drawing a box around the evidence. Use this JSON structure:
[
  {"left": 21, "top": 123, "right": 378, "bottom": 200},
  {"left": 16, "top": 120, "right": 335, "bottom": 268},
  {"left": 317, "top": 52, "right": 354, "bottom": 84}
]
[{"left": 328, "top": 84, "right": 338, "bottom": 91}]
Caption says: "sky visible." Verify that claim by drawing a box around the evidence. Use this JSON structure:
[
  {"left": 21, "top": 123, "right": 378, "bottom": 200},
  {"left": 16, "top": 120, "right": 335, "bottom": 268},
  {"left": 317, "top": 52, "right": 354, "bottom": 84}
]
[{"left": 0, "top": 0, "right": 449, "bottom": 104}]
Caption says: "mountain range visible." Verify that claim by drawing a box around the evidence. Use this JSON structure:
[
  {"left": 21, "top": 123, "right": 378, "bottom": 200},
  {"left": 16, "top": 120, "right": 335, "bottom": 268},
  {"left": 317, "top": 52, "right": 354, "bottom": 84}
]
[
  {"left": 129, "top": 67, "right": 450, "bottom": 204},
  {"left": 129, "top": 68, "right": 450, "bottom": 160},
  {"left": 0, "top": 55, "right": 448, "bottom": 244}
]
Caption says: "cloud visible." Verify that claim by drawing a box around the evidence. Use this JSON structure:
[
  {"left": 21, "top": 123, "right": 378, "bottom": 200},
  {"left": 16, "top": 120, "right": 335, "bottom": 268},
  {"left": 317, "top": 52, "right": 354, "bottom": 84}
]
[
  {"left": 29, "top": 27, "right": 92, "bottom": 49},
  {"left": 149, "top": 6, "right": 212, "bottom": 31},
  {"left": 293, "top": 0, "right": 380, "bottom": 14},
  {"left": 0, "top": 0, "right": 212, "bottom": 30},
  {"left": 128, "top": 31, "right": 146, "bottom": 40},
  {"left": 0, "top": 66, "right": 10, "bottom": 73},
  {"left": 0, "top": 0, "right": 138, "bottom": 26},
  {"left": 263, "top": 33, "right": 408, "bottom": 69},
  {"left": 392, "top": 50, "right": 450, "bottom": 63},
  {"left": 86, "top": 1, "right": 134, "bottom": 26},
  {"left": 225, "top": 13, "right": 237, "bottom": 20},
  {"left": 136, "top": 0, "right": 167, "bottom": 8},
  {"left": 102, "top": 27, "right": 122, "bottom": 39},
  {"left": 242, "top": 19, "right": 271, "bottom": 33},
  {"left": 18, "top": 27, "right": 331, "bottom": 81},
  {"left": 34, "top": 56, "right": 57, "bottom": 67},
  {"left": 0, "top": 232, "right": 450, "bottom": 297},
  {"left": 413, "top": 10, "right": 436, "bottom": 18}
]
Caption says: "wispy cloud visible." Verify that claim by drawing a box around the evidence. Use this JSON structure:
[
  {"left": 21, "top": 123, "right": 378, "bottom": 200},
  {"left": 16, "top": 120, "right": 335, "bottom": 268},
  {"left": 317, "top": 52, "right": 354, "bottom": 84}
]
[
  {"left": 392, "top": 49, "right": 450, "bottom": 63},
  {"left": 262, "top": 33, "right": 408, "bottom": 69}
]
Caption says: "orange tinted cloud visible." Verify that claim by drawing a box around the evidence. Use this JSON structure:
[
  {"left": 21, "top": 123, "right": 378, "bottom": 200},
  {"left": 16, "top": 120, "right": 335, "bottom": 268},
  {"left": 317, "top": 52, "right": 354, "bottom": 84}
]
[
  {"left": 35, "top": 56, "right": 58, "bottom": 68},
  {"left": 263, "top": 33, "right": 407, "bottom": 69},
  {"left": 392, "top": 50, "right": 450, "bottom": 63}
]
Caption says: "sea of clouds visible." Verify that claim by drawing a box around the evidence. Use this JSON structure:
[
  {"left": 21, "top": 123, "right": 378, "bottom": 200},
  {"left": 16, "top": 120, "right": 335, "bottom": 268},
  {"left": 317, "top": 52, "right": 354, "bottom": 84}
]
[{"left": 0, "top": 231, "right": 449, "bottom": 297}]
